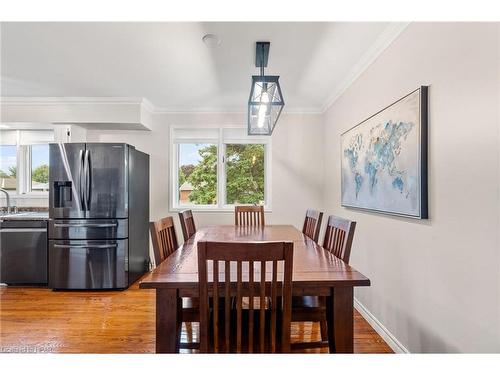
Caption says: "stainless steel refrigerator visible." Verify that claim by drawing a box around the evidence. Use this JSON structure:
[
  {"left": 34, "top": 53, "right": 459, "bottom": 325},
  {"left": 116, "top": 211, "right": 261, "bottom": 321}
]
[{"left": 48, "top": 143, "right": 149, "bottom": 290}]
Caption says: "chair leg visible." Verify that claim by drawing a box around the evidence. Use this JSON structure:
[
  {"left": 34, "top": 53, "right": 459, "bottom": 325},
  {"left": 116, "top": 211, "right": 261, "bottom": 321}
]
[
  {"left": 320, "top": 320, "right": 328, "bottom": 342},
  {"left": 185, "top": 322, "right": 193, "bottom": 343},
  {"left": 326, "top": 292, "right": 335, "bottom": 353}
]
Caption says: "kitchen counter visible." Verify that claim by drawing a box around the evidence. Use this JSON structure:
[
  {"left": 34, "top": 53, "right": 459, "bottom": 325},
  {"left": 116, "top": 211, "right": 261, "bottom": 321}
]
[{"left": 0, "top": 212, "right": 49, "bottom": 221}]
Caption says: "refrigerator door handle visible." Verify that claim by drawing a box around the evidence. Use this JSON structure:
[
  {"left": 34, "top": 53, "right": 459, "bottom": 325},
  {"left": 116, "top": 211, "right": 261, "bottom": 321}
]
[
  {"left": 78, "top": 149, "right": 86, "bottom": 211},
  {"left": 84, "top": 150, "right": 91, "bottom": 210},
  {"left": 53, "top": 243, "right": 118, "bottom": 249},
  {"left": 82, "top": 149, "right": 89, "bottom": 211},
  {"left": 53, "top": 223, "right": 118, "bottom": 228}
]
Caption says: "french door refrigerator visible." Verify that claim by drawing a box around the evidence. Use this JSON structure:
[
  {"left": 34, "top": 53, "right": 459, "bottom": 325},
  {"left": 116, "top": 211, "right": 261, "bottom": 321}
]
[{"left": 48, "top": 143, "right": 149, "bottom": 290}]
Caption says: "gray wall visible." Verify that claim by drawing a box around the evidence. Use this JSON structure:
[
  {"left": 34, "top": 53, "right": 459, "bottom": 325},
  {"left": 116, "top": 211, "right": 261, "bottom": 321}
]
[{"left": 322, "top": 22, "right": 500, "bottom": 352}]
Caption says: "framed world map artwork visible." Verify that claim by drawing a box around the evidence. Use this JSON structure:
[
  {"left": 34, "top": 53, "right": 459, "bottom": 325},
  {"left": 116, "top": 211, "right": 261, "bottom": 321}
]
[{"left": 341, "top": 86, "right": 428, "bottom": 219}]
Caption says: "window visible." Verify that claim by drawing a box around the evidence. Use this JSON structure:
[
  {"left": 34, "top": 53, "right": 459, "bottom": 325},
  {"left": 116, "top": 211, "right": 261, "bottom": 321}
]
[
  {"left": 171, "top": 127, "right": 271, "bottom": 210},
  {"left": 0, "top": 130, "right": 53, "bottom": 195},
  {"left": 178, "top": 143, "right": 218, "bottom": 205},
  {"left": 225, "top": 144, "right": 265, "bottom": 205},
  {"left": 30, "top": 144, "right": 50, "bottom": 192},
  {"left": 0, "top": 145, "right": 17, "bottom": 191}
]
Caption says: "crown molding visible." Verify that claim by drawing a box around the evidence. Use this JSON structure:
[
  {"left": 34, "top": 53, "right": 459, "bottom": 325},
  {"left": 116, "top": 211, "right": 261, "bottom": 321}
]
[
  {"left": 320, "top": 22, "right": 410, "bottom": 113},
  {"left": 0, "top": 96, "right": 146, "bottom": 105},
  {"left": 1, "top": 97, "right": 323, "bottom": 115},
  {"left": 149, "top": 107, "right": 323, "bottom": 114},
  {"left": 139, "top": 97, "right": 157, "bottom": 113},
  {"left": 147, "top": 106, "right": 246, "bottom": 114}
]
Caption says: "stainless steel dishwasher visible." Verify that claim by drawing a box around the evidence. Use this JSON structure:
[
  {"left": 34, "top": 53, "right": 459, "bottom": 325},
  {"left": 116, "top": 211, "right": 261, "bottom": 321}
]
[{"left": 0, "top": 219, "right": 48, "bottom": 285}]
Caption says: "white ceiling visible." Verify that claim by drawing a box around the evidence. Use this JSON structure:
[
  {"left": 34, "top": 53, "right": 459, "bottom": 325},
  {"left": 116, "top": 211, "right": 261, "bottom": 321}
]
[{"left": 0, "top": 22, "right": 405, "bottom": 112}]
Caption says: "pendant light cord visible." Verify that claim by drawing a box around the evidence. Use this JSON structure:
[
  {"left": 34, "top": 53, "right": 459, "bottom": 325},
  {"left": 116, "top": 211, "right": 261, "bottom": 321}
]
[{"left": 260, "top": 43, "right": 265, "bottom": 76}]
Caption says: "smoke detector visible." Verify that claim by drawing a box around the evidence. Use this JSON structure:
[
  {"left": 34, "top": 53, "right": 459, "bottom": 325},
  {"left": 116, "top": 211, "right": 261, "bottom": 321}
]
[{"left": 202, "top": 33, "right": 221, "bottom": 47}]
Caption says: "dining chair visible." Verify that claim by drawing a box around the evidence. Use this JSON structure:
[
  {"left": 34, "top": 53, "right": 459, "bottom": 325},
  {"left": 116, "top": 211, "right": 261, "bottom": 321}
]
[
  {"left": 149, "top": 216, "right": 199, "bottom": 350},
  {"left": 302, "top": 208, "right": 323, "bottom": 243},
  {"left": 150, "top": 216, "right": 178, "bottom": 265},
  {"left": 197, "top": 241, "right": 294, "bottom": 353},
  {"left": 234, "top": 205, "right": 265, "bottom": 227},
  {"left": 291, "top": 215, "right": 356, "bottom": 351},
  {"left": 178, "top": 209, "right": 197, "bottom": 241},
  {"left": 322, "top": 215, "right": 356, "bottom": 264}
]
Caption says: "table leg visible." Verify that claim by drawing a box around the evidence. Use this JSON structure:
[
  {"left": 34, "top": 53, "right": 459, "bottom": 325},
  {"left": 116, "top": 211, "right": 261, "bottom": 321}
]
[
  {"left": 156, "top": 288, "right": 182, "bottom": 353},
  {"left": 326, "top": 286, "right": 354, "bottom": 354}
]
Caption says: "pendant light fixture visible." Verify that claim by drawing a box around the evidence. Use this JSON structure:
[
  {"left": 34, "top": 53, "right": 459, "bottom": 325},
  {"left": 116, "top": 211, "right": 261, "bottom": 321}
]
[{"left": 248, "top": 41, "right": 284, "bottom": 135}]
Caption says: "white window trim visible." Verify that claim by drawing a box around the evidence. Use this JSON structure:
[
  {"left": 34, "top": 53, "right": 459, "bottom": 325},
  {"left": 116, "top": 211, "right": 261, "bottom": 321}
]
[
  {"left": 0, "top": 130, "right": 52, "bottom": 199},
  {"left": 12, "top": 145, "right": 50, "bottom": 198},
  {"left": 169, "top": 125, "right": 272, "bottom": 212}
]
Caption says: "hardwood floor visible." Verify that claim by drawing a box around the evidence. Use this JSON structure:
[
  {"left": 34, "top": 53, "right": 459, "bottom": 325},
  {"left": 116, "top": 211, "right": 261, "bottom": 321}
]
[{"left": 0, "top": 280, "right": 392, "bottom": 354}]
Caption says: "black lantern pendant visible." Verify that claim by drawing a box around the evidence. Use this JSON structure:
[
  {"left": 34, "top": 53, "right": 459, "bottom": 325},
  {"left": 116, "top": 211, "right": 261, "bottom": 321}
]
[{"left": 248, "top": 42, "right": 284, "bottom": 136}]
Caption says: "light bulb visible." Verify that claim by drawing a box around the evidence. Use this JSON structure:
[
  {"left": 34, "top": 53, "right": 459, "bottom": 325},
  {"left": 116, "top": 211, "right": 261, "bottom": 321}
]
[{"left": 257, "top": 92, "right": 270, "bottom": 128}]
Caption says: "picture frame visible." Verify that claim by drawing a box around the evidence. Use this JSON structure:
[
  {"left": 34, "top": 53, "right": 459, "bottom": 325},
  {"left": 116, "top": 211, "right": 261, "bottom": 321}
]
[{"left": 340, "top": 86, "right": 428, "bottom": 219}]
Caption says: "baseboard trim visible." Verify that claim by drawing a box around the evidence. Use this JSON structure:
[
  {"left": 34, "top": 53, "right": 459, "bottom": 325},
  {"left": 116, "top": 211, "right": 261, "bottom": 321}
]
[{"left": 354, "top": 298, "right": 410, "bottom": 354}]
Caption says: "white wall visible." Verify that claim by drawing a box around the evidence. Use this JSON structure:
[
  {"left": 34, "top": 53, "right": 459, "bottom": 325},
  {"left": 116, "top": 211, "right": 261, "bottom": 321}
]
[
  {"left": 322, "top": 22, "right": 500, "bottom": 352},
  {"left": 86, "top": 112, "right": 324, "bottom": 238}
]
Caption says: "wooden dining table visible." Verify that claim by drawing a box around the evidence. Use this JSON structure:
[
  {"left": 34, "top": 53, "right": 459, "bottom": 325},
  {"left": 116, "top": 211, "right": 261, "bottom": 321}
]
[{"left": 139, "top": 224, "right": 370, "bottom": 353}]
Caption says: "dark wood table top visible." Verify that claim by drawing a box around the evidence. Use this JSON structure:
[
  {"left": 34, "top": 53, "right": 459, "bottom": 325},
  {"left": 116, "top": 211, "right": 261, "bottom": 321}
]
[{"left": 140, "top": 225, "right": 370, "bottom": 291}]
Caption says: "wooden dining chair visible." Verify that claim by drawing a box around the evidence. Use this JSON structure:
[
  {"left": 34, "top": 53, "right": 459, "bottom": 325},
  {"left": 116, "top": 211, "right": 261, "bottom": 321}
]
[
  {"left": 197, "top": 241, "right": 294, "bottom": 353},
  {"left": 149, "top": 216, "right": 178, "bottom": 265},
  {"left": 234, "top": 205, "right": 265, "bottom": 227},
  {"left": 178, "top": 209, "right": 197, "bottom": 241},
  {"left": 149, "top": 216, "right": 199, "bottom": 350},
  {"left": 322, "top": 215, "right": 356, "bottom": 264},
  {"left": 291, "top": 215, "right": 356, "bottom": 351},
  {"left": 302, "top": 208, "right": 323, "bottom": 243}
]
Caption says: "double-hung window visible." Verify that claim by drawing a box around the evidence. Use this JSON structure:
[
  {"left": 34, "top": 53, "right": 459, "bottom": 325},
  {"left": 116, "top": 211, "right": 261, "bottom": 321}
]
[
  {"left": 171, "top": 127, "right": 271, "bottom": 211},
  {"left": 0, "top": 130, "right": 54, "bottom": 196}
]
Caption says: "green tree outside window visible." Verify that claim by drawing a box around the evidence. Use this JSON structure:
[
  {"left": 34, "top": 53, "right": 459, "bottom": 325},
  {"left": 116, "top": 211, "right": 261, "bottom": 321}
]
[{"left": 179, "top": 143, "right": 265, "bottom": 206}]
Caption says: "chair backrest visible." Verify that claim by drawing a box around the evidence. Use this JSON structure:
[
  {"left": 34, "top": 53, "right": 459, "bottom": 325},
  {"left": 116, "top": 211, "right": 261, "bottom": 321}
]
[
  {"left": 234, "top": 205, "right": 265, "bottom": 227},
  {"left": 197, "top": 241, "right": 293, "bottom": 353},
  {"left": 149, "top": 216, "right": 179, "bottom": 265},
  {"left": 322, "top": 215, "right": 356, "bottom": 263},
  {"left": 178, "top": 209, "right": 196, "bottom": 241},
  {"left": 302, "top": 208, "right": 323, "bottom": 243}
]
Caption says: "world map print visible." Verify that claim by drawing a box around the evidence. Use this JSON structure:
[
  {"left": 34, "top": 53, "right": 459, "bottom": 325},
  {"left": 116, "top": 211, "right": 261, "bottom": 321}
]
[
  {"left": 344, "top": 120, "right": 414, "bottom": 198},
  {"left": 341, "top": 89, "right": 425, "bottom": 217}
]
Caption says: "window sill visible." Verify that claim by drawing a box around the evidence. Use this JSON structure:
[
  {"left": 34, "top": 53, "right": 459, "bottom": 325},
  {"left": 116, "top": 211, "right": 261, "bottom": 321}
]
[{"left": 170, "top": 206, "right": 272, "bottom": 213}]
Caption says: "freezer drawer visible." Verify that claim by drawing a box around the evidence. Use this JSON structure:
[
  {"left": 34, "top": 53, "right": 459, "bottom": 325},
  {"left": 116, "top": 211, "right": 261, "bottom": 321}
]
[
  {"left": 48, "top": 239, "right": 127, "bottom": 289},
  {"left": 0, "top": 221, "right": 48, "bottom": 285},
  {"left": 49, "top": 219, "right": 128, "bottom": 240}
]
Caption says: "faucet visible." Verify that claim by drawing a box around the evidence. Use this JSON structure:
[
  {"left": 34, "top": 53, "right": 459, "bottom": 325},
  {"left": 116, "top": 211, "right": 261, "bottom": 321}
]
[{"left": 0, "top": 188, "right": 11, "bottom": 214}]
